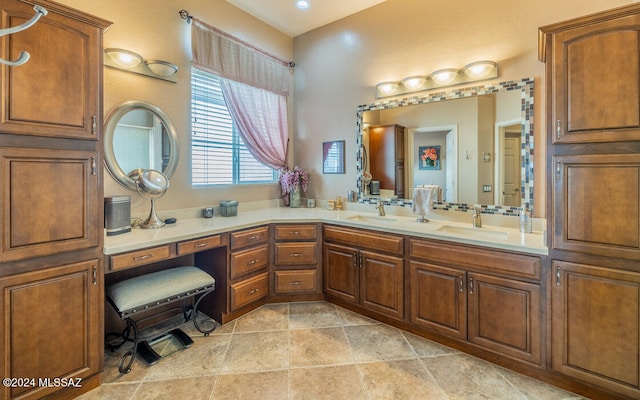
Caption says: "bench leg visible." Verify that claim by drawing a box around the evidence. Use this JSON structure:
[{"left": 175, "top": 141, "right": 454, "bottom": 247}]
[
  {"left": 192, "top": 288, "right": 216, "bottom": 336},
  {"left": 117, "top": 319, "right": 139, "bottom": 374}
]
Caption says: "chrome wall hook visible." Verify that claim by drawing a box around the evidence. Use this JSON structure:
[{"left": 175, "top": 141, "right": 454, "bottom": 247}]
[{"left": 0, "top": 5, "right": 48, "bottom": 66}]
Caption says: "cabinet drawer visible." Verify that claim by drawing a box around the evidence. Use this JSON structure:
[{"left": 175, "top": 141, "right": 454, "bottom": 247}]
[
  {"left": 110, "top": 245, "right": 172, "bottom": 272},
  {"left": 323, "top": 225, "right": 404, "bottom": 255},
  {"left": 230, "top": 226, "right": 269, "bottom": 250},
  {"left": 230, "top": 272, "right": 268, "bottom": 311},
  {"left": 230, "top": 245, "right": 269, "bottom": 279},
  {"left": 177, "top": 235, "right": 223, "bottom": 255},
  {"left": 410, "top": 239, "right": 541, "bottom": 280},
  {"left": 274, "top": 243, "right": 318, "bottom": 265},
  {"left": 274, "top": 224, "right": 317, "bottom": 240},
  {"left": 274, "top": 270, "right": 318, "bottom": 293}
]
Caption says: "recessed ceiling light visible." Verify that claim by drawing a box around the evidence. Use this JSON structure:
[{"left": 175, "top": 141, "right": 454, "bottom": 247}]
[{"left": 296, "top": 0, "right": 310, "bottom": 10}]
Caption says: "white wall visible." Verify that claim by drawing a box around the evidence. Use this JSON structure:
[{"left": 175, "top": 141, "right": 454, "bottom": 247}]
[
  {"left": 292, "top": 0, "right": 631, "bottom": 217},
  {"left": 55, "top": 0, "right": 293, "bottom": 215},
  {"left": 55, "top": 0, "right": 631, "bottom": 217}
]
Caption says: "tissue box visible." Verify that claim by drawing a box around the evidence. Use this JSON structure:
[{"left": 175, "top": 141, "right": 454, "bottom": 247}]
[{"left": 219, "top": 200, "right": 238, "bottom": 217}]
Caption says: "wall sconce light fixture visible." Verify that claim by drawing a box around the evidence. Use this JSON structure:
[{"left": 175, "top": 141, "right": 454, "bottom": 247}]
[
  {"left": 104, "top": 48, "right": 178, "bottom": 83},
  {"left": 375, "top": 59, "right": 498, "bottom": 98}
]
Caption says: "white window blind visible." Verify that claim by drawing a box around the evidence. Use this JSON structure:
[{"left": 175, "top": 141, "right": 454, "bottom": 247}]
[{"left": 191, "top": 67, "right": 277, "bottom": 186}]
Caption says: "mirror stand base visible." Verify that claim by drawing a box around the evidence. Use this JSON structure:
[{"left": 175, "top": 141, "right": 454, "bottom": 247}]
[{"left": 416, "top": 215, "right": 430, "bottom": 223}]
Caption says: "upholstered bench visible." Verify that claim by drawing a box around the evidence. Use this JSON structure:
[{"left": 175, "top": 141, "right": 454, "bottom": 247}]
[{"left": 106, "top": 266, "right": 216, "bottom": 373}]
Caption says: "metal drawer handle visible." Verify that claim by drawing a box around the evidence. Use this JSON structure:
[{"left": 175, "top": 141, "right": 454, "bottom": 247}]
[
  {"left": 133, "top": 254, "right": 152, "bottom": 261},
  {"left": 289, "top": 252, "right": 304, "bottom": 257},
  {"left": 194, "top": 243, "right": 208, "bottom": 248},
  {"left": 248, "top": 288, "right": 260, "bottom": 295},
  {"left": 289, "top": 231, "right": 301, "bottom": 235},
  {"left": 248, "top": 235, "right": 259, "bottom": 240},
  {"left": 290, "top": 281, "right": 301, "bottom": 285},
  {"left": 247, "top": 259, "right": 259, "bottom": 265}
]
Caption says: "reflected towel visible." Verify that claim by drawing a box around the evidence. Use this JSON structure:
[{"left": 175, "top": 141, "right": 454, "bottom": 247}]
[{"left": 412, "top": 185, "right": 440, "bottom": 215}]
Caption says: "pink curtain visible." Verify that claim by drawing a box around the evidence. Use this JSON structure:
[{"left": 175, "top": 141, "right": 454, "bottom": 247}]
[
  {"left": 191, "top": 17, "right": 291, "bottom": 170},
  {"left": 220, "top": 78, "right": 288, "bottom": 170}
]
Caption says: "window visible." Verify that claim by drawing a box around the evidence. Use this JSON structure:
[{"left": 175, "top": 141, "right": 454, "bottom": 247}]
[{"left": 191, "top": 67, "right": 277, "bottom": 185}]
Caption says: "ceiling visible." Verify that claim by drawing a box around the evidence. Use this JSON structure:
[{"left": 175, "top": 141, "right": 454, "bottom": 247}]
[{"left": 225, "top": 0, "right": 387, "bottom": 37}]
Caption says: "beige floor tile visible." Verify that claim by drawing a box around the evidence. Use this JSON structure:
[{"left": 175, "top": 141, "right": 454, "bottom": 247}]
[
  {"left": 358, "top": 359, "right": 449, "bottom": 400},
  {"left": 402, "top": 331, "right": 458, "bottom": 357},
  {"left": 85, "top": 301, "right": 587, "bottom": 399},
  {"left": 289, "top": 301, "right": 342, "bottom": 329},
  {"left": 424, "top": 352, "right": 528, "bottom": 400},
  {"left": 221, "top": 331, "right": 289, "bottom": 373},
  {"left": 233, "top": 302, "right": 289, "bottom": 332},
  {"left": 76, "top": 382, "right": 140, "bottom": 400},
  {"left": 211, "top": 370, "right": 288, "bottom": 400},
  {"left": 290, "top": 327, "right": 354, "bottom": 367},
  {"left": 290, "top": 365, "right": 368, "bottom": 400},
  {"left": 335, "top": 305, "right": 378, "bottom": 326},
  {"left": 496, "top": 366, "right": 588, "bottom": 400},
  {"left": 131, "top": 376, "right": 216, "bottom": 400},
  {"left": 344, "top": 323, "right": 417, "bottom": 362},
  {"left": 143, "top": 334, "right": 231, "bottom": 380}
]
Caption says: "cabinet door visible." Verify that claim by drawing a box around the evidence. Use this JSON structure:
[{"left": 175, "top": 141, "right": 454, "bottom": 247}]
[
  {"left": 360, "top": 250, "right": 404, "bottom": 319},
  {"left": 0, "top": 259, "right": 101, "bottom": 400},
  {"left": 547, "top": 12, "right": 640, "bottom": 143},
  {"left": 552, "top": 260, "right": 640, "bottom": 399},
  {"left": 467, "top": 272, "right": 541, "bottom": 365},
  {"left": 323, "top": 243, "right": 358, "bottom": 303},
  {"left": 410, "top": 261, "right": 466, "bottom": 340},
  {"left": 552, "top": 154, "right": 640, "bottom": 260},
  {"left": 0, "top": 0, "right": 107, "bottom": 139},
  {"left": 0, "top": 147, "right": 100, "bottom": 262}
]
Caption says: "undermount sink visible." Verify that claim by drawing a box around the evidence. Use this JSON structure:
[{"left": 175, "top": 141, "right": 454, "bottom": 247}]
[
  {"left": 345, "top": 214, "right": 398, "bottom": 223},
  {"left": 436, "top": 224, "right": 509, "bottom": 240}
]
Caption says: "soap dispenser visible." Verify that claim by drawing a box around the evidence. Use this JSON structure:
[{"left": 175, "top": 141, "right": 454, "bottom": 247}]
[{"left": 519, "top": 207, "right": 532, "bottom": 233}]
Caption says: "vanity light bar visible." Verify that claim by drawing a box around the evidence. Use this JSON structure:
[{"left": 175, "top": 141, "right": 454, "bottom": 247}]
[
  {"left": 104, "top": 48, "right": 178, "bottom": 83},
  {"left": 375, "top": 60, "right": 498, "bottom": 98}
]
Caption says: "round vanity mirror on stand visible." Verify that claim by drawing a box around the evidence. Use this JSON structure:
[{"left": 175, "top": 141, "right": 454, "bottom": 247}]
[{"left": 130, "top": 169, "right": 169, "bottom": 229}]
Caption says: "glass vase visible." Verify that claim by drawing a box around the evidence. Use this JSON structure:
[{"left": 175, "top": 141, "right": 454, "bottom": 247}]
[{"left": 289, "top": 183, "right": 302, "bottom": 208}]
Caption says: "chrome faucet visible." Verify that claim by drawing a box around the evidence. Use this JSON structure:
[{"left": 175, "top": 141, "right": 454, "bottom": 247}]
[
  {"left": 472, "top": 207, "right": 482, "bottom": 228},
  {"left": 376, "top": 200, "right": 386, "bottom": 216}
]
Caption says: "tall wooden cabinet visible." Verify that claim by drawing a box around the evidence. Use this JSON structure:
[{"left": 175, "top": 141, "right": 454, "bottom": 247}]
[
  {"left": 540, "top": 4, "right": 640, "bottom": 399},
  {"left": 0, "top": 1, "right": 110, "bottom": 399},
  {"left": 368, "top": 124, "right": 405, "bottom": 198}
]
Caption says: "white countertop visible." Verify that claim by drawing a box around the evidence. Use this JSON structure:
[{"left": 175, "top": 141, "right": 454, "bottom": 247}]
[{"left": 104, "top": 206, "right": 548, "bottom": 256}]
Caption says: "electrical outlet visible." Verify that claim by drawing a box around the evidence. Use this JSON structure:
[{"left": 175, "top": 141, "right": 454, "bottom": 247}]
[{"left": 482, "top": 185, "right": 492, "bottom": 192}]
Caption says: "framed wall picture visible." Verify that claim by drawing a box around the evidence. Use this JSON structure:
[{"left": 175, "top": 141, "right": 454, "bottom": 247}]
[
  {"left": 419, "top": 145, "right": 441, "bottom": 170},
  {"left": 323, "top": 140, "right": 345, "bottom": 174}
]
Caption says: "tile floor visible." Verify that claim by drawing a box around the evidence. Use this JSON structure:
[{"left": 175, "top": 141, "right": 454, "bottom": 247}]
[{"left": 79, "top": 301, "right": 588, "bottom": 400}]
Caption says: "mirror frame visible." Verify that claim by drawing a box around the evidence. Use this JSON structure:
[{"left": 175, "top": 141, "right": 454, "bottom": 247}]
[
  {"left": 104, "top": 100, "right": 179, "bottom": 191},
  {"left": 356, "top": 77, "right": 535, "bottom": 214}
]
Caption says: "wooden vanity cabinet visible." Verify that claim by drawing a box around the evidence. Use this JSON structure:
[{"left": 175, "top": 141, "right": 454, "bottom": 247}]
[
  {"left": 0, "top": 0, "right": 105, "bottom": 140},
  {"left": 227, "top": 226, "right": 269, "bottom": 319},
  {"left": 323, "top": 225, "right": 404, "bottom": 320},
  {"left": 0, "top": 1, "right": 110, "bottom": 399},
  {"left": 539, "top": 5, "right": 640, "bottom": 144},
  {"left": 409, "top": 238, "right": 543, "bottom": 365},
  {"left": 552, "top": 260, "right": 640, "bottom": 399},
  {"left": 270, "top": 223, "right": 322, "bottom": 301},
  {"left": 540, "top": 5, "right": 640, "bottom": 398},
  {"left": 0, "top": 259, "right": 101, "bottom": 400}
]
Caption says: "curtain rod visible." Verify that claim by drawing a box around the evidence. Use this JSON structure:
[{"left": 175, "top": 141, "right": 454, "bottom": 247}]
[{"left": 178, "top": 9, "right": 295, "bottom": 68}]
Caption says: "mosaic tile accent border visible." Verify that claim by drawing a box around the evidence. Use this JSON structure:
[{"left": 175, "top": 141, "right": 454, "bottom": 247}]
[{"left": 355, "top": 77, "right": 535, "bottom": 217}]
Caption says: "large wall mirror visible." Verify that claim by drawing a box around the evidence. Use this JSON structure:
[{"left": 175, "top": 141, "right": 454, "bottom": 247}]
[
  {"left": 356, "top": 78, "right": 534, "bottom": 214},
  {"left": 104, "top": 101, "right": 179, "bottom": 190}
]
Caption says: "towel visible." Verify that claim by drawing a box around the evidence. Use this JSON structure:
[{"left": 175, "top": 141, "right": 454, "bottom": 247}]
[{"left": 412, "top": 185, "right": 440, "bottom": 215}]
